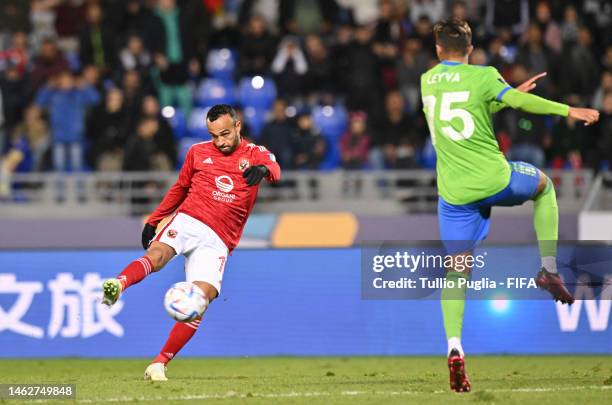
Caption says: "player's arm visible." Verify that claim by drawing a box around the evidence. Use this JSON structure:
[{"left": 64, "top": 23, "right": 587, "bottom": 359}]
[
  {"left": 243, "top": 146, "right": 281, "bottom": 186},
  {"left": 489, "top": 72, "right": 547, "bottom": 114},
  {"left": 485, "top": 67, "right": 599, "bottom": 125},
  {"left": 142, "top": 147, "right": 195, "bottom": 248}
]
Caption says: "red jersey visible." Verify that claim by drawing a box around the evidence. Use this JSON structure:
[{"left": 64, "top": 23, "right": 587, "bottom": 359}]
[{"left": 147, "top": 139, "right": 281, "bottom": 251}]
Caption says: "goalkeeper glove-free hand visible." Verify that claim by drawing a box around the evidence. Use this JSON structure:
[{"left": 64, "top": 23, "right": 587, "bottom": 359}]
[
  {"left": 142, "top": 223, "right": 156, "bottom": 250},
  {"left": 243, "top": 165, "right": 269, "bottom": 186}
]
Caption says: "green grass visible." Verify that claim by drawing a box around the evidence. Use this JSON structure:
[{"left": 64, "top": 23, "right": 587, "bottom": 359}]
[{"left": 0, "top": 356, "right": 611, "bottom": 404}]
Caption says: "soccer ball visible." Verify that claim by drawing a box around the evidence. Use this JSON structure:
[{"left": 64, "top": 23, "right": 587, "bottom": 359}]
[{"left": 163, "top": 282, "right": 208, "bottom": 322}]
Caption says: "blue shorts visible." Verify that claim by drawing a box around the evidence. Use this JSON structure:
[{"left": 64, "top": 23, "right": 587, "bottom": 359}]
[{"left": 438, "top": 161, "right": 541, "bottom": 254}]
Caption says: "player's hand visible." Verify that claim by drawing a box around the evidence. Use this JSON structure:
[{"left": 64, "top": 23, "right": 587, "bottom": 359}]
[
  {"left": 568, "top": 107, "right": 600, "bottom": 126},
  {"left": 141, "top": 223, "right": 156, "bottom": 250},
  {"left": 243, "top": 165, "right": 269, "bottom": 186},
  {"left": 516, "top": 72, "right": 547, "bottom": 93}
]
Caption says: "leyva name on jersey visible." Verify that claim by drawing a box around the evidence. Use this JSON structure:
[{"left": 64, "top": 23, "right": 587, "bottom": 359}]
[
  {"left": 148, "top": 140, "right": 281, "bottom": 251},
  {"left": 425, "top": 72, "right": 461, "bottom": 84}
]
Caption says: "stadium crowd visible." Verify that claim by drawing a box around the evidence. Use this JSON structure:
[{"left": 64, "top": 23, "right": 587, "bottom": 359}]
[{"left": 0, "top": 0, "right": 611, "bottom": 192}]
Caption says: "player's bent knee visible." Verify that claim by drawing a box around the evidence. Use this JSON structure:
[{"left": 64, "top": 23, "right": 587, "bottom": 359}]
[
  {"left": 193, "top": 281, "right": 218, "bottom": 302},
  {"left": 535, "top": 170, "right": 550, "bottom": 196},
  {"left": 146, "top": 242, "right": 176, "bottom": 271}
]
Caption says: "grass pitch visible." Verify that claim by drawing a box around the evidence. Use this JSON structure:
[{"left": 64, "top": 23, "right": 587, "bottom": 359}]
[{"left": 0, "top": 356, "right": 610, "bottom": 404}]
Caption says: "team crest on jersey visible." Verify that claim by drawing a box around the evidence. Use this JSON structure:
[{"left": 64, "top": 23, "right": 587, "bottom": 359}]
[
  {"left": 167, "top": 229, "right": 178, "bottom": 238},
  {"left": 239, "top": 158, "right": 250, "bottom": 171}
]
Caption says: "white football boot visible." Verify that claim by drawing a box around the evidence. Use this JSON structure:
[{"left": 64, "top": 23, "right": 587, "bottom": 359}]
[{"left": 144, "top": 363, "right": 168, "bottom": 381}]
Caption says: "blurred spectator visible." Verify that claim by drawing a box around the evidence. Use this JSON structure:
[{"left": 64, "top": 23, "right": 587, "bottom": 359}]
[
  {"left": 412, "top": 16, "right": 436, "bottom": 56},
  {"left": 121, "top": 70, "right": 147, "bottom": 131},
  {"left": 469, "top": 47, "right": 488, "bottom": 65},
  {"left": 54, "top": 0, "right": 86, "bottom": 45},
  {"left": 238, "top": 0, "right": 281, "bottom": 30},
  {"left": 35, "top": 70, "right": 100, "bottom": 171},
  {"left": 560, "top": 27, "right": 600, "bottom": 98},
  {"left": 0, "top": 105, "right": 50, "bottom": 198},
  {"left": 344, "top": 25, "right": 383, "bottom": 117},
  {"left": 0, "top": 31, "right": 30, "bottom": 77},
  {"left": 549, "top": 115, "right": 585, "bottom": 170},
  {"left": 603, "top": 46, "right": 612, "bottom": 71},
  {"left": 123, "top": 116, "right": 175, "bottom": 171},
  {"left": 30, "top": 38, "right": 71, "bottom": 93},
  {"left": 485, "top": 0, "right": 529, "bottom": 37},
  {"left": 370, "top": 90, "right": 417, "bottom": 169},
  {"left": 330, "top": 23, "right": 353, "bottom": 96},
  {"left": 87, "top": 88, "right": 129, "bottom": 171},
  {"left": 150, "top": 0, "right": 198, "bottom": 117},
  {"left": 339, "top": 111, "right": 370, "bottom": 169},
  {"left": 0, "top": 63, "right": 28, "bottom": 136},
  {"left": 598, "top": 92, "right": 612, "bottom": 169},
  {"left": 534, "top": 0, "right": 562, "bottom": 54},
  {"left": 397, "top": 38, "right": 429, "bottom": 112},
  {"left": 239, "top": 15, "right": 277, "bottom": 76},
  {"left": 266, "top": 0, "right": 340, "bottom": 35},
  {"left": 119, "top": 35, "right": 152, "bottom": 80},
  {"left": 0, "top": 0, "right": 30, "bottom": 47},
  {"left": 499, "top": 66, "right": 548, "bottom": 168},
  {"left": 29, "top": 0, "right": 59, "bottom": 51},
  {"left": 259, "top": 99, "right": 295, "bottom": 169},
  {"left": 292, "top": 109, "right": 325, "bottom": 169},
  {"left": 119, "top": 0, "right": 159, "bottom": 48},
  {"left": 335, "top": 0, "right": 379, "bottom": 26},
  {"left": 79, "top": 2, "right": 116, "bottom": 72},
  {"left": 516, "top": 23, "right": 555, "bottom": 97},
  {"left": 560, "top": 5, "right": 580, "bottom": 46},
  {"left": 592, "top": 71, "right": 612, "bottom": 111},
  {"left": 372, "top": 0, "right": 399, "bottom": 89},
  {"left": 410, "top": 0, "right": 445, "bottom": 25},
  {"left": 138, "top": 95, "right": 177, "bottom": 167},
  {"left": 303, "top": 34, "right": 334, "bottom": 97},
  {"left": 271, "top": 36, "right": 308, "bottom": 100},
  {"left": 10, "top": 105, "right": 50, "bottom": 171}
]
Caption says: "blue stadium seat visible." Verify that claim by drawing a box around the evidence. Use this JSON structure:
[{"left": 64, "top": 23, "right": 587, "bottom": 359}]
[
  {"left": 64, "top": 50, "right": 81, "bottom": 72},
  {"left": 419, "top": 137, "right": 437, "bottom": 169},
  {"left": 238, "top": 76, "right": 277, "bottom": 110},
  {"left": 312, "top": 104, "right": 348, "bottom": 139},
  {"left": 195, "top": 78, "right": 236, "bottom": 108},
  {"left": 206, "top": 48, "right": 237, "bottom": 80},
  {"left": 177, "top": 137, "right": 206, "bottom": 167},
  {"left": 187, "top": 107, "right": 212, "bottom": 139},
  {"left": 319, "top": 138, "right": 341, "bottom": 170},
  {"left": 163, "top": 107, "right": 188, "bottom": 139},
  {"left": 242, "top": 106, "right": 268, "bottom": 138}
]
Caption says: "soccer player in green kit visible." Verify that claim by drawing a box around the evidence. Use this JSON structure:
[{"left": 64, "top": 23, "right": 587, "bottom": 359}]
[{"left": 421, "top": 19, "right": 600, "bottom": 392}]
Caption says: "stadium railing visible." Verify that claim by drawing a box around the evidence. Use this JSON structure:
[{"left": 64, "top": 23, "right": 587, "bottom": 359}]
[{"left": 1, "top": 169, "right": 593, "bottom": 219}]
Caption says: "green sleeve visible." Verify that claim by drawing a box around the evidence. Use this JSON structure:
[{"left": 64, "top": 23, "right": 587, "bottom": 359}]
[
  {"left": 481, "top": 66, "right": 512, "bottom": 103},
  {"left": 489, "top": 100, "right": 507, "bottom": 114},
  {"left": 500, "top": 88, "right": 570, "bottom": 116}
]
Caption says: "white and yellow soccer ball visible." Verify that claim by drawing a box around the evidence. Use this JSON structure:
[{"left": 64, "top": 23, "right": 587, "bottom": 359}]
[{"left": 163, "top": 282, "right": 208, "bottom": 322}]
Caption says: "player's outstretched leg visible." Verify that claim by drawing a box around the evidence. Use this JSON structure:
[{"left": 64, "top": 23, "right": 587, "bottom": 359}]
[
  {"left": 102, "top": 242, "right": 175, "bottom": 307},
  {"left": 145, "top": 281, "right": 217, "bottom": 381},
  {"left": 441, "top": 268, "right": 469, "bottom": 392},
  {"left": 532, "top": 174, "right": 574, "bottom": 304}
]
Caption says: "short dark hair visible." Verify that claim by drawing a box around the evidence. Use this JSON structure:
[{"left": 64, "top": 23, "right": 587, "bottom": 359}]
[
  {"left": 433, "top": 19, "right": 472, "bottom": 55},
  {"left": 207, "top": 104, "right": 238, "bottom": 122}
]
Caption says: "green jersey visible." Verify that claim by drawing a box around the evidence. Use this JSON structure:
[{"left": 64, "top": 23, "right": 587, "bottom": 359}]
[{"left": 421, "top": 61, "right": 513, "bottom": 205}]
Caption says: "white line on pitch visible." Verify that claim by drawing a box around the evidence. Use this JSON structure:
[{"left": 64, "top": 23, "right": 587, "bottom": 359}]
[{"left": 21, "top": 385, "right": 612, "bottom": 403}]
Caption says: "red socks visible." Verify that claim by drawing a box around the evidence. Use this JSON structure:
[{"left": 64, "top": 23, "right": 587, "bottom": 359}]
[
  {"left": 153, "top": 319, "right": 201, "bottom": 365},
  {"left": 117, "top": 256, "right": 153, "bottom": 291}
]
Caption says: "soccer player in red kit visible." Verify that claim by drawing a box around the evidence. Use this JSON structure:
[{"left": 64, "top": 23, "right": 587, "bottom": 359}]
[{"left": 101, "top": 104, "right": 281, "bottom": 381}]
